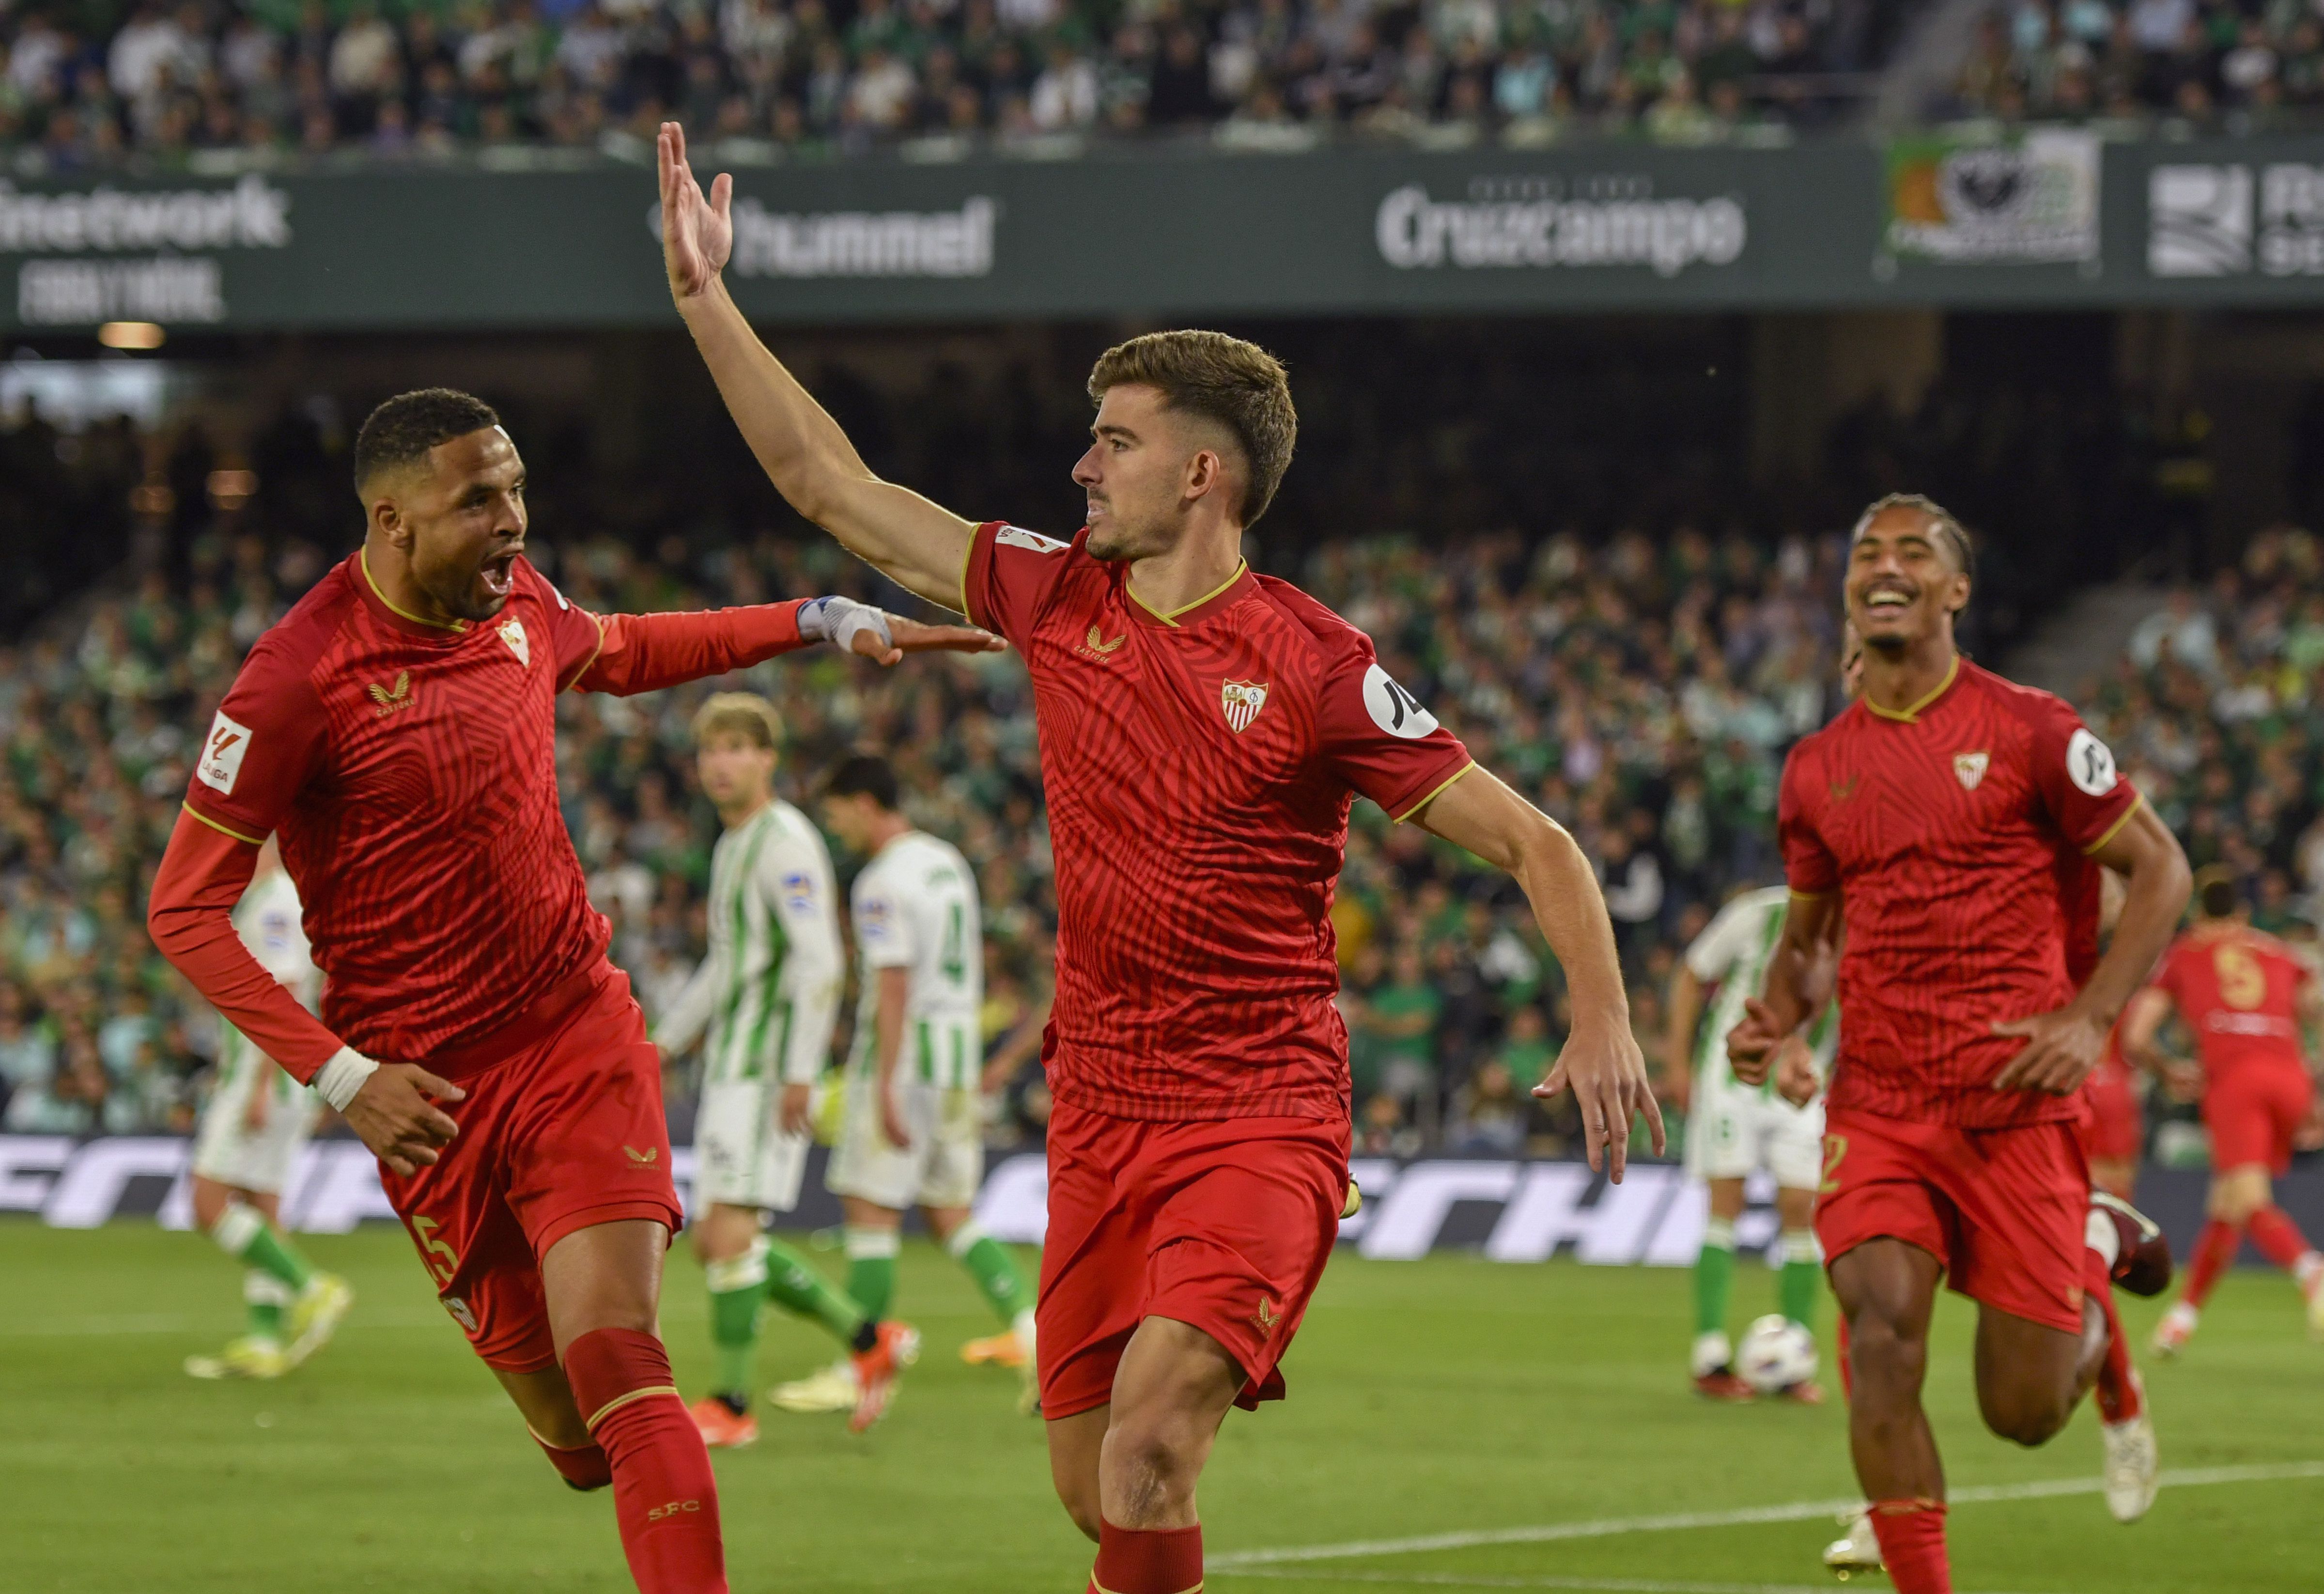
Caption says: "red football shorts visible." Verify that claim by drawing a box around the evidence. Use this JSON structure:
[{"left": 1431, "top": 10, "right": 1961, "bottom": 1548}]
[
  {"left": 1037, "top": 1099, "right": 1349, "bottom": 1421},
  {"left": 1816, "top": 1109, "right": 2091, "bottom": 1335},
  {"left": 2204, "top": 1065, "right": 2315, "bottom": 1176},
  {"left": 377, "top": 960, "right": 682, "bottom": 1372},
  {"left": 2079, "top": 1064, "right": 2143, "bottom": 1166}
]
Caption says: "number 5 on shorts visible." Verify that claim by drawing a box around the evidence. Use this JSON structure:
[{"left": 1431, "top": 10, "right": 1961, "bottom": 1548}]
[
  {"left": 1818, "top": 1134, "right": 1849, "bottom": 1196},
  {"left": 409, "top": 1214, "right": 461, "bottom": 1285}
]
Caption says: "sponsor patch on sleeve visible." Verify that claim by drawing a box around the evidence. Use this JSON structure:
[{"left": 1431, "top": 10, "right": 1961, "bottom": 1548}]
[
  {"left": 1361, "top": 663, "right": 1440, "bottom": 740},
  {"left": 780, "top": 871, "right": 816, "bottom": 913},
  {"left": 995, "top": 526, "right": 1068, "bottom": 555},
  {"left": 2066, "top": 727, "right": 2119, "bottom": 796},
  {"left": 197, "top": 710, "right": 254, "bottom": 795}
]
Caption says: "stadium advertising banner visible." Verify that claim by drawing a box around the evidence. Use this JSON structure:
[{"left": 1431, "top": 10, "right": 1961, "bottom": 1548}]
[
  {"left": 0, "top": 1134, "right": 2306, "bottom": 1266},
  {"left": 7, "top": 139, "right": 2324, "bottom": 330}
]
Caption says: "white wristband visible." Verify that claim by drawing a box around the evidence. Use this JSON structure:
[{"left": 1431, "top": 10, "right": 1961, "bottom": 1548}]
[
  {"left": 314, "top": 1046, "right": 380, "bottom": 1113},
  {"left": 798, "top": 595, "right": 893, "bottom": 656}
]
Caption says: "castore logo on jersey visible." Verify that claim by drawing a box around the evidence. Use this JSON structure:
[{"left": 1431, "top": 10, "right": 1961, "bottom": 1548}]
[
  {"left": 367, "top": 672, "right": 414, "bottom": 717},
  {"left": 1077, "top": 624, "right": 1126, "bottom": 660}
]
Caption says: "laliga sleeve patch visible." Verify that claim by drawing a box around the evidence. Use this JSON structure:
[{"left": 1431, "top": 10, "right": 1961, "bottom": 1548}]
[
  {"left": 2066, "top": 727, "right": 2119, "bottom": 797},
  {"left": 197, "top": 710, "right": 254, "bottom": 795},
  {"left": 995, "top": 526, "right": 1068, "bottom": 555},
  {"left": 1362, "top": 663, "right": 1440, "bottom": 740},
  {"left": 780, "top": 870, "right": 816, "bottom": 913}
]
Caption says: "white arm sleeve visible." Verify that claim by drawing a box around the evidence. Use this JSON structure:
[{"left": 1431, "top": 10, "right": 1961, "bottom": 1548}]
[
  {"left": 1682, "top": 898, "right": 1750, "bottom": 984},
  {"left": 652, "top": 951, "right": 721, "bottom": 1056},
  {"left": 765, "top": 825, "right": 846, "bottom": 1086}
]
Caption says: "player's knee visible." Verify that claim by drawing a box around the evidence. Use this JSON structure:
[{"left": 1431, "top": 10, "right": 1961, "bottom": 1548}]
[
  {"left": 1845, "top": 1311, "right": 1926, "bottom": 1393},
  {"left": 1977, "top": 1384, "right": 2068, "bottom": 1447},
  {"left": 1102, "top": 1405, "right": 1207, "bottom": 1501}
]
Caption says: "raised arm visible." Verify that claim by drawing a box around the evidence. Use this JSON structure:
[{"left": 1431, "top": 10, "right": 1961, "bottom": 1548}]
[
  {"left": 564, "top": 599, "right": 998, "bottom": 696},
  {"left": 659, "top": 124, "right": 976, "bottom": 610},
  {"left": 1409, "top": 766, "right": 1664, "bottom": 1179}
]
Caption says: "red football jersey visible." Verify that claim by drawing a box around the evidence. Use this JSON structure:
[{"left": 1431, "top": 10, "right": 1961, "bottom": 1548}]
[
  {"left": 181, "top": 552, "right": 613, "bottom": 1063},
  {"left": 962, "top": 522, "right": 1473, "bottom": 1121},
  {"left": 2151, "top": 925, "right": 2312, "bottom": 1086},
  {"left": 1779, "top": 657, "right": 2139, "bottom": 1128}
]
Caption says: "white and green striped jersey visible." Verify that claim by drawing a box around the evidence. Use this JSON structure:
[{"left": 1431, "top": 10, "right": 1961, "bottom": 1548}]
[
  {"left": 217, "top": 865, "right": 320, "bottom": 1103},
  {"left": 848, "top": 830, "right": 983, "bottom": 1090},
  {"left": 1684, "top": 885, "right": 1838, "bottom": 1096},
  {"left": 654, "top": 799, "right": 843, "bottom": 1087}
]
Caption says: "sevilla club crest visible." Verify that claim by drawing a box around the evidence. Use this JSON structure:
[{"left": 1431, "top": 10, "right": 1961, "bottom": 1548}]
[
  {"left": 1220, "top": 679, "right": 1270, "bottom": 734},
  {"left": 1953, "top": 750, "right": 1990, "bottom": 791},
  {"left": 498, "top": 618, "right": 530, "bottom": 668}
]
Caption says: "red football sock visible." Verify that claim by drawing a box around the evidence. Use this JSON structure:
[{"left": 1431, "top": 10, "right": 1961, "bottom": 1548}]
[
  {"left": 2082, "top": 1248, "right": 2140, "bottom": 1424},
  {"left": 564, "top": 1327, "right": 727, "bottom": 1594},
  {"left": 2182, "top": 1219, "right": 2243, "bottom": 1309},
  {"left": 532, "top": 1428, "right": 614, "bottom": 1491},
  {"left": 2246, "top": 1207, "right": 2317, "bottom": 1271},
  {"left": 1090, "top": 1520, "right": 1202, "bottom": 1594},
  {"left": 1868, "top": 1499, "right": 1951, "bottom": 1594}
]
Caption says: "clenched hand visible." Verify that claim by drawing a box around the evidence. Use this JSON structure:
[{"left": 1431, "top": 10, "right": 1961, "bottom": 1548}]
[{"left": 1991, "top": 1003, "right": 2108, "bottom": 1095}]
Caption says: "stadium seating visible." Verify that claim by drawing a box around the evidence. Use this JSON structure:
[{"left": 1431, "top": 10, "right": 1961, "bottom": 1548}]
[{"left": 0, "top": 0, "right": 1905, "bottom": 166}]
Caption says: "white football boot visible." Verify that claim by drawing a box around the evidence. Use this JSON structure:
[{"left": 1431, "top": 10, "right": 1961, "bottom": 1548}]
[{"left": 1823, "top": 1509, "right": 1881, "bottom": 1580}]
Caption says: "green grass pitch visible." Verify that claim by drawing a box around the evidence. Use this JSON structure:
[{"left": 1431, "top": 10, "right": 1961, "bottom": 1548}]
[{"left": 2, "top": 1219, "right": 2317, "bottom": 1592}]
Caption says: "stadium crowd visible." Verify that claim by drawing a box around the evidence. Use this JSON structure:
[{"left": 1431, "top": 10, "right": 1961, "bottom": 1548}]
[
  {"left": 0, "top": 0, "right": 1898, "bottom": 168},
  {"left": 1954, "top": 0, "right": 2324, "bottom": 125},
  {"left": 0, "top": 349, "right": 2247, "bottom": 1161}
]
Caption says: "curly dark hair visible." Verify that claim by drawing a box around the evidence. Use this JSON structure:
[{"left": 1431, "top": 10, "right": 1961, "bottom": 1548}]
[{"left": 353, "top": 387, "right": 502, "bottom": 493}]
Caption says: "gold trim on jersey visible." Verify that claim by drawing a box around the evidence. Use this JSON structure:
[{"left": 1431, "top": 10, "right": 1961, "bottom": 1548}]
[
  {"left": 181, "top": 803, "right": 264, "bottom": 846},
  {"left": 1129, "top": 560, "right": 1247, "bottom": 627},
  {"left": 956, "top": 528, "right": 980, "bottom": 623},
  {"left": 559, "top": 612, "right": 608, "bottom": 693},
  {"left": 359, "top": 547, "right": 468, "bottom": 632},
  {"left": 1394, "top": 760, "right": 1477, "bottom": 823},
  {"left": 2080, "top": 791, "right": 2144, "bottom": 857},
  {"left": 1861, "top": 653, "right": 1958, "bottom": 725}
]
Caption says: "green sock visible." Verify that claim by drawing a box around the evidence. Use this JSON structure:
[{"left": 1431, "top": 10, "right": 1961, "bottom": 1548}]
[
  {"left": 705, "top": 1242, "right": 768, "bottom": 1398},
  {"left": 211, "top": 1203, "right": 313, "bottom": 1292},
  {"left": 845, "top": 1226, "right": 899, "bottom": 1323},
  {"left": 1695, "top": 1217, "right": 1735, "bottom": 1336},
  {"left": 1779, "top": 1228, "right": 1823, "bottom": 1330},
  {"left": 245, "top": 1271, "right": 291, "bottom": 1343},
  {"left": 763, "top": 1236, "right": 866, "bottom": 1347},
  {"left": 948, "top": 1223, "right": 1031, "bottom": 1328}
]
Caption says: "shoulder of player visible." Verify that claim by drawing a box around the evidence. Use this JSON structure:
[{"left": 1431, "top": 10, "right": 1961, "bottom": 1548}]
[
  {"left": 232, "top": 564, "right": 363, "bottom": 705},
  {"left": 762, "top": 800, "right": 832, "bottom": 864},
  {"left": 1781, "top": 709, "right": 1856, "bottom": 774},
  {"left": 1245, "top": 573, "right": 1373, "bottom": 672},
  {"left": 1959, "top": 659, "right": 2079, "bottom": 735},
  {"left": 512, "top": 555, "right": 575, "bottom": 611}
]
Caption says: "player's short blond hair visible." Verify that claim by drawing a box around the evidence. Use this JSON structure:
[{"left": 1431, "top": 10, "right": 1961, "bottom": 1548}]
[
  {"left": 1087, "top": 330, "right": 1297, "bottom": 527},
  {"left": 691, "top": 692, "right": 783, "bottom": 751}
]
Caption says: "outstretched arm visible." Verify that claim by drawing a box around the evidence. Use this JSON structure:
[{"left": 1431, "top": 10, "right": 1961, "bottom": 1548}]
[
  {"left": 660, "top": 124, "right": 977, "bottom": 610},
  {"left": 566, "top": 598, "right": 998, "bottom": 695},
  {"left": 1409, "top": 766, "right": 1664, "bottom": 1180}
]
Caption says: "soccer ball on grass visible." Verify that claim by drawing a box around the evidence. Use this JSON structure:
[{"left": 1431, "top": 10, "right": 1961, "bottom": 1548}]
[{"left": 1735, "top": 1314, "right": 1817, "bottom": 1394}]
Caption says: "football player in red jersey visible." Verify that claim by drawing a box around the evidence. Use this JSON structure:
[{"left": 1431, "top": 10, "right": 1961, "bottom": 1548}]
[
  {"left": 146, "top": 387, "right": 997, "bottom": 1594},
  {"left": 1730, "top": 495, "right": 2189, "bottom": 1592},
  {"left": 659, "top": 124, "right": 1662, "bottom": 1594},
  {"left": 2126, "top": 867, "right": 2324, "bottom": 1354}
]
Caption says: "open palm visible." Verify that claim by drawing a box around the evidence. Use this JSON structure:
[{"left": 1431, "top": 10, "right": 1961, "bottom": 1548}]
[{"left": 658, "top": 122, "right": 731, "bottom": 299}]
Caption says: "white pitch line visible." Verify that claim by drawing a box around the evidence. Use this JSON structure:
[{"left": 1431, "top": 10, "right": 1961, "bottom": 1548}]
[
  {"left": 1224, "top": 1572, "right": 2058, "bottom": 1594},
  {"left": 1210, "top": 1461, "right": 2324, "bottom": 1571}
]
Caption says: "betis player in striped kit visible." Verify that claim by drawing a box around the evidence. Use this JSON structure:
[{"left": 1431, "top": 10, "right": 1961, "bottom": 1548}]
[
  {"left": 185, "top": 837, "right": 355, "bottom": 1380},
  {"left": 652, "top": 694, "right": 911, "bottom": 1447},
  {"left": 817, "top": 753, "right": 1037, "bottom": 1414},
  {"left": 1667, "top": 884, "right": 1835, "bottom": 1401}
]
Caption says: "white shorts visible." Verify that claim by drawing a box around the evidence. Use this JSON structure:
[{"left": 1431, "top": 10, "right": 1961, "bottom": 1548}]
[
  {"left": 693, "top": 1079, "right": 810, "bottom": 1213},
  {"left": 190, "top": 1064, "right": 320, "bottom": 1195},
  {"left": 1687, "top": 1075, "right": 1825, "bottom": 1190},
  {"left": 825, "top": 1070, "right": 983, "bottom": 1213}
]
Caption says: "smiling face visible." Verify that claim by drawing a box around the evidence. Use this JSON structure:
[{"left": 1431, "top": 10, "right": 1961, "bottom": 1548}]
[
  {"left": 368, "top": 427, "right": 528, "bottom": 623},
  {"left": 1845, "top": 503, "right": 1970, "bottom": 654},
  {"left": 1071, "top": 383, "right": 1241, "bottom": 562}
]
